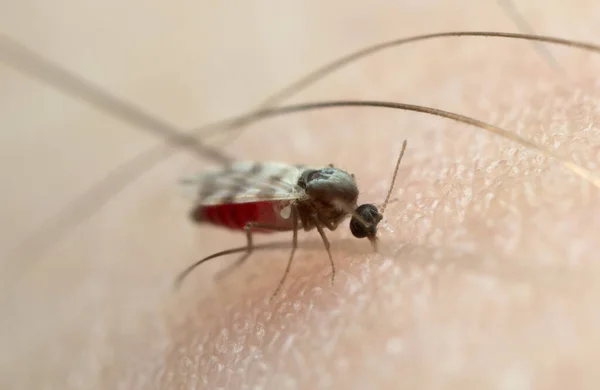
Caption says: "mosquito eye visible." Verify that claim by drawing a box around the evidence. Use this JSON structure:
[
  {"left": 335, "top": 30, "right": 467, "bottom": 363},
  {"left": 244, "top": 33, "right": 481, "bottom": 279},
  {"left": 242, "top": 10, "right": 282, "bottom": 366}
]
[{"left": 350, "top": 204, "right": 383, "bottom": 238}]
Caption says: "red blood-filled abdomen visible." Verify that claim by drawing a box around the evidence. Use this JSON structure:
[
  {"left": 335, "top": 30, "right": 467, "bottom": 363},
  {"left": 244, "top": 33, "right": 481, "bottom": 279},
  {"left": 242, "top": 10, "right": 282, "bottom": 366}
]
[{"left": 191, "top": 201, "right": 291, "bottom": 232}]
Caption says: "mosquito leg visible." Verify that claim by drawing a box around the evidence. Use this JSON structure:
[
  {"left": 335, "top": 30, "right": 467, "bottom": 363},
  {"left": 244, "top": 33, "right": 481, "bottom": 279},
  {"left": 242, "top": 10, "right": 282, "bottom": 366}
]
[
  {"left": 215, "top": 221, "right": 293, "bottom": 281},
  {"left": 271, "top": 205, "right": 299, "bottom": 300},
  {"left": 313, "top": 217, "right": 335, "bottom": 285},
  {"left": 213, "top": 224, "right": 253, "bottom": 281}
]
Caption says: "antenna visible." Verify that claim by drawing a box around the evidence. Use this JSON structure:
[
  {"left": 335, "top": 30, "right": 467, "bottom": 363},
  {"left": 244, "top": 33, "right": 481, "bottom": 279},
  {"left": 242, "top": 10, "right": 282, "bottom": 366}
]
[
  {"left": 349, "top": 140, "right": 409, "bottom": 250},
  {"left": 381, "top": 140, "right": 407, "bottom": 215}
]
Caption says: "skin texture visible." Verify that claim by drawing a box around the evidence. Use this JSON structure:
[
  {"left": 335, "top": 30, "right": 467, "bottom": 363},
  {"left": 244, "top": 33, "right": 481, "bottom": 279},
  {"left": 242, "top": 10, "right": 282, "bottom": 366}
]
[{"left": 2, "top": 0, "right": 600, "bottom": 388}]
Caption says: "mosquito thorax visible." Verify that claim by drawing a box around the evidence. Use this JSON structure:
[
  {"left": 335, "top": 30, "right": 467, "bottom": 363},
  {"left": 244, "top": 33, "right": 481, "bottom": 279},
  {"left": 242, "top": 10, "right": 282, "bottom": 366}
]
[
  {"left": 298, "top": 167, "right": 359, "bottom": 206},
  {"left": 350, "top": 204, "right": 383, "bottom": 239},
  {"left": 296, "top": 167, "right": 359, "bottom": 227}
]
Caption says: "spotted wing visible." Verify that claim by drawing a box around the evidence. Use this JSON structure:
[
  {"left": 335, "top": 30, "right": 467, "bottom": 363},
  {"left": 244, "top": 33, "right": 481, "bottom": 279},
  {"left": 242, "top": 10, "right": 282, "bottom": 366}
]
[{"left": 180, "top": 161, "right": 312, "bottom": 205}]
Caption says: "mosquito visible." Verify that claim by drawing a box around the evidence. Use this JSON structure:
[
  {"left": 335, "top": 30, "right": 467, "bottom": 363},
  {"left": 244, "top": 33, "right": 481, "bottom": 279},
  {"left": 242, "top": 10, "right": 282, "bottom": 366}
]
[
  {"left": 4, "top": 31, "right": 600, "bottom": 286},
  {"left": 173, "top": 140, "right": 407, "bottom": 297}
]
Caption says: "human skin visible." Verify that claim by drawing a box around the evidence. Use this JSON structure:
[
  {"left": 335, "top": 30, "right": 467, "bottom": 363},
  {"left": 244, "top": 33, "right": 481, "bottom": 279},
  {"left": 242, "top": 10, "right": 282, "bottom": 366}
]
[{"left": 3, "top": 0, "right": 600, "bottom": 389}]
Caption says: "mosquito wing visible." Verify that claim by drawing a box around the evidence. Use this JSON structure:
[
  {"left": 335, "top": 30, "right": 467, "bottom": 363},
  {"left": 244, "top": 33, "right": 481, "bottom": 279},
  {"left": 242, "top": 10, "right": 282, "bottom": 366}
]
[{"left": 180, "top": 161, "right": 313, "bottom": 205}]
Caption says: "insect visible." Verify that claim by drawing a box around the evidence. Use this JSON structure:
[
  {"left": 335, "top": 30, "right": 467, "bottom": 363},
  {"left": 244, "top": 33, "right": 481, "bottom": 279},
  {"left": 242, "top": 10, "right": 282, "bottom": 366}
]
[
  {"left": 174, "top": 140, "right": 407, "bottom": 297},
  {"left": 3, "top": 30, "right": 600, "bottom": 287}
]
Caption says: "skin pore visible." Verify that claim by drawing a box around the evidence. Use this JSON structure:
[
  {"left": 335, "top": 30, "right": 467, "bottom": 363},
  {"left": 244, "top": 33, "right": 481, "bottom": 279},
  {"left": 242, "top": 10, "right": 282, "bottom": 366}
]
[{"left": 3, "top": 0, "right": 600, "bottom": 389}]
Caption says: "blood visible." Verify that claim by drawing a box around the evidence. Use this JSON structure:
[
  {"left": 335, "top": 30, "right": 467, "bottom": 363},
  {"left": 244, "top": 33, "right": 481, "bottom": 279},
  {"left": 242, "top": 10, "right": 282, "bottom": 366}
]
[{"left": 192, "top": 201, "right": 281, "bottom": 232}]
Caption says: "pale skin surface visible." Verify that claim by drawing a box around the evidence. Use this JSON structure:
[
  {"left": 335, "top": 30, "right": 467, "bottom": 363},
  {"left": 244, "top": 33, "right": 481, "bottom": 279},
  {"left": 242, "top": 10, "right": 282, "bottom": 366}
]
[{"left": 2, "top": 0, "right": 600, "bottom": 389}]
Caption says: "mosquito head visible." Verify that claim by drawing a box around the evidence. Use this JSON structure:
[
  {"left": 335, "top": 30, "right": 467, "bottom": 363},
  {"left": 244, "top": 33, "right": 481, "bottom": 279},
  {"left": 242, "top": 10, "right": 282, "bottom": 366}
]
[
  {"left": 348, "top": 139, "right": 408, "bottom": 250},
  {"left": 349, "top": 203, "right": 383, "bottom": 246}
]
